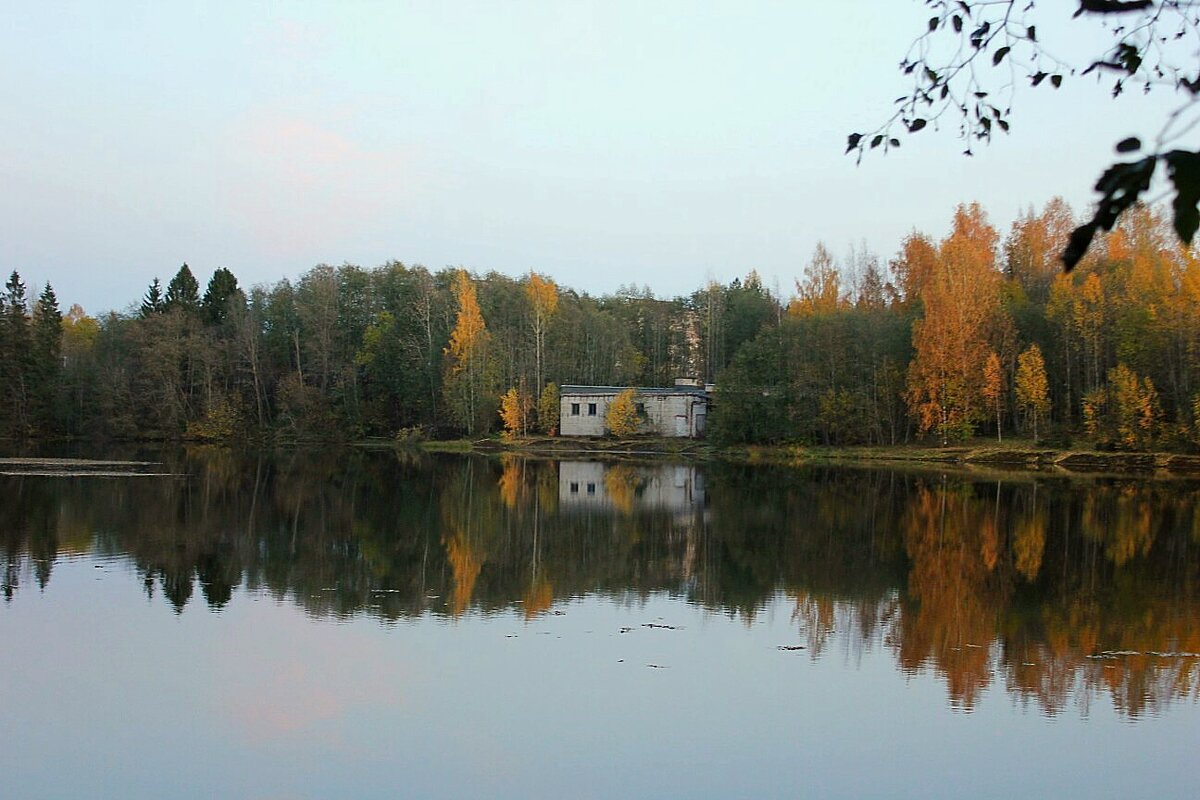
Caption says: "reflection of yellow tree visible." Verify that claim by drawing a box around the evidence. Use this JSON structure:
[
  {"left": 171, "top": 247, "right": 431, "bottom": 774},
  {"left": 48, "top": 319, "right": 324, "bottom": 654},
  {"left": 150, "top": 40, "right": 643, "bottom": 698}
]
[
  {"left": 497, "top": 456, "right": 523, "bottom": 510},
  {"left": 897, "top": 482, "right": 1006, "bottom": 709},
  {"left": 440, "top": 461, "right": 495, "bottom": 617},
  {"left": 523, "top": 577, "right": 554, "bottom": 620},
  {"left": 444, "top": 531, "right": 482, "bottom": 616},
  {"left": 1082, "top": 485, "right": 1155, "bottom": 567},
  {"left": 1012, "top": 502, "right": 1047, "bottom": 582},
  {"left": 603, "top": 464, "right": 643, "bottom": 515}
]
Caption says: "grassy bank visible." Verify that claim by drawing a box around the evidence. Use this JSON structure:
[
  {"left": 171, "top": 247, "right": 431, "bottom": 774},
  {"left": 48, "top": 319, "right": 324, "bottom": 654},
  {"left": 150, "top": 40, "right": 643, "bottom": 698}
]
[{"left": 419, "top": 435, "right": 1200, "bottom": 475}]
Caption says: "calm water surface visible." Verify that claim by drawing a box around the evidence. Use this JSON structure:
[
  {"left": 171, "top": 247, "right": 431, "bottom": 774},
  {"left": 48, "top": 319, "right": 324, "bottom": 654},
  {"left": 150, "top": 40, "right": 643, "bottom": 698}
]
[{"left": 1, "top": 449, "right": 1198, "bottom": 799}]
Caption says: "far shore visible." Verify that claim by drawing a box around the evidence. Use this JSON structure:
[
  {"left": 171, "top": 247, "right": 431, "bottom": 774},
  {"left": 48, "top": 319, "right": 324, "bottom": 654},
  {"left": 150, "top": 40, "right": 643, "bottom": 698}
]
[
  {"left": 418, "top": 435, "right": 1200, "bottom": 476},
  {"left": 5, "top": 436, "right": 1200, "bottom": 478}
]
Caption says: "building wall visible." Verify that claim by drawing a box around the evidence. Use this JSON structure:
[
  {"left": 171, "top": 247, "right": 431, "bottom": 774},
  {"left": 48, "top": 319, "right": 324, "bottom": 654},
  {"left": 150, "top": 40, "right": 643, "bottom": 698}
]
[
  {"left": 640, "top": 393, "right": 706, "bottom": 437},
  {"left": 559, "top": 390, "right": 707, "bottom": 437},
  {"left": 559, "top": 393, "right": 613, "bottom": 436}
]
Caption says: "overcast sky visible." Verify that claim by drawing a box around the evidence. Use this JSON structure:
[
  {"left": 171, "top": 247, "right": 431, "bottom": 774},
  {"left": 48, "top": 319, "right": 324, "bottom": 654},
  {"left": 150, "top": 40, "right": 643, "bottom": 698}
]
[{"left": 0, "top": 1, "right": 1182, "bottom": 314}]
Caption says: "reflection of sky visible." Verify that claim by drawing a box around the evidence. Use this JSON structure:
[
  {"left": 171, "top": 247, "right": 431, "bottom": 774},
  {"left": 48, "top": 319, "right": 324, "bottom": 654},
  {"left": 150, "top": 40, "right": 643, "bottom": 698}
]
[{"left": 1, "top": 555, "right": 1197, "bottom": 799}]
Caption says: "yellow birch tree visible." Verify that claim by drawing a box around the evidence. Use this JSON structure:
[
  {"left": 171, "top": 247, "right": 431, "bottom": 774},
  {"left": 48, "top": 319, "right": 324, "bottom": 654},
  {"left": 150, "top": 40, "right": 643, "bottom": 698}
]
[
  {"left": 444, "top": 270, "right": 493, "bottom": 434},
  {"left": 983, "top": 351, "right": 1003, "bottom": 442},
  {"left": 605, "top": 388, "right": 640, "bottom": 437},
  {"left": 1015, "top": 344, "right": 1050, "bottom": 440},
  {"left": 526, "top": 272, "right": 558, "bottom": 395},
  {"left": 537, "top": 382, "right": 560, "bottom": 435},
  {"left": 498, "top": 383, "right": 533, "bottom": 439}
]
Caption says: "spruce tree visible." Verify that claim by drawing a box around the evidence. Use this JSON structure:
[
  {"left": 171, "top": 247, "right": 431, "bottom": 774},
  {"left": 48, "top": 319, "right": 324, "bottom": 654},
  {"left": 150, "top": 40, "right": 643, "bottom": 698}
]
[
  {"left": 140, "top": 277, "right": 164, "bottom": 317},
  {"left": 164, "top": 263, "right": 200, "bottom": 312},
  {"left": 0, "top": 271, "right": 32, "bottom": 434},
  {"left": 202, "top": 267, "right": 240, "bottom": 325},
  {"left": 31, "top": 283, "right": 63, "bottom": 433}
]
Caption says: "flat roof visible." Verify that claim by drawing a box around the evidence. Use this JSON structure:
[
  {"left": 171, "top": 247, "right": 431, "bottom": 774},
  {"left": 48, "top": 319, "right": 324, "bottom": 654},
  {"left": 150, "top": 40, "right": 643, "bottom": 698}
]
[{"left": 560, "top": 385, "right": 708, "bottom": 396}]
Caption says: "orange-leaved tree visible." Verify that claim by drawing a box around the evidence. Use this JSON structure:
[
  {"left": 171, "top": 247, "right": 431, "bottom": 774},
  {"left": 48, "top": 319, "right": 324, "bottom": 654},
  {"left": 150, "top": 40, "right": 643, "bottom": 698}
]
[{"left": 906, "top": 204, "right": 1005, "bottom": 444}]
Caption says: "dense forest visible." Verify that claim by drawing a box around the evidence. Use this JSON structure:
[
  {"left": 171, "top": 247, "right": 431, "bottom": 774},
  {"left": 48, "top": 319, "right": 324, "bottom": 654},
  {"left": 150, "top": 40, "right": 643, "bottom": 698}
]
[{"left": 3, "top": 198, "right": 1200, "bottom": 449}]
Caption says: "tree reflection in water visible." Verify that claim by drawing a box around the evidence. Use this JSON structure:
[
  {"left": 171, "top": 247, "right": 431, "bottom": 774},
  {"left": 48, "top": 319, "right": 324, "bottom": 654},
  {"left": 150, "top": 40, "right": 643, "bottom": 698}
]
[{"left": 2, "top": 448, "right": 1198, "bottom": 717}]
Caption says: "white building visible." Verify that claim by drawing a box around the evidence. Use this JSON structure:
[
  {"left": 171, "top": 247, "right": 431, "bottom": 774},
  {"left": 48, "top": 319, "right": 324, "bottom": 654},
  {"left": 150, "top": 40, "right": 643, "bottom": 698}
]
[{"left": 559, "top": 380, "right": 710, "bottom": 438}]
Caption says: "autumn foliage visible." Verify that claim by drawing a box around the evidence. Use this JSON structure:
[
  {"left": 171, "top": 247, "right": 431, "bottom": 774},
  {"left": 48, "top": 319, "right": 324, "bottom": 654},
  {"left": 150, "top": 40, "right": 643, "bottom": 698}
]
[
  {"left": 605, "top": 388, "right": 640, "bottom": 437},
  {"left": 906, "top": 203, "right": 1004, "bottom": 444}
]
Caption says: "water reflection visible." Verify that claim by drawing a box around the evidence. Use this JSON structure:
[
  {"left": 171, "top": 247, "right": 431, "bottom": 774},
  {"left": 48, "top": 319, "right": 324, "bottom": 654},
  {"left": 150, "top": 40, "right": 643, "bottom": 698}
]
[
  {"left": 558, "top": 461, "right": 705, "bottom": 516},
  {"left": 2, "top": 449, "right": 1199, "bottom": 718}
]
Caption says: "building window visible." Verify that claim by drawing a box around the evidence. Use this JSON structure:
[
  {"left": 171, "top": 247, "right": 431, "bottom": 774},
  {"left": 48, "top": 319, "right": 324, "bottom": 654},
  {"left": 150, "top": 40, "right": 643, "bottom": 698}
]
[
  {"left": 570, "top": 403, "right": 580, "bottom": 416},
  {"left": 586, "top": 483, "right": 596, "bottom": 495},
  {"left": 635, "top": 402, "right": 645, "bottom": 415},
  {"left": 569, "top": 482, "right": 579, "bottom": 494},
  {"left": 588, "top": 403, "right": 597, "bottom": 416}
]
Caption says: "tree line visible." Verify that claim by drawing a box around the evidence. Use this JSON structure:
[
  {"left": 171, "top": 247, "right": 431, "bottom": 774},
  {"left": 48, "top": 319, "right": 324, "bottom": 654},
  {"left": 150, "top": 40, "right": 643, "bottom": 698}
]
[{"left": 3, "top": 198, "right": 1200, "bottom": 448}]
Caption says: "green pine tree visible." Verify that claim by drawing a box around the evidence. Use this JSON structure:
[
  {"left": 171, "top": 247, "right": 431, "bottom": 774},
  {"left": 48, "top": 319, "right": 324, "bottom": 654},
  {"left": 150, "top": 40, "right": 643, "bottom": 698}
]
[
  {"left": 140, "top": 277, "right": 164, "bottom": 317},
  {"left": 164, "top": 264, "right": 200, "bottom": 312},
  {"left": 31, "top": 282, "right": 63, "bottom": 434},
  {"left": 202, "top": 267, "right": 240, "bottom": 325}
]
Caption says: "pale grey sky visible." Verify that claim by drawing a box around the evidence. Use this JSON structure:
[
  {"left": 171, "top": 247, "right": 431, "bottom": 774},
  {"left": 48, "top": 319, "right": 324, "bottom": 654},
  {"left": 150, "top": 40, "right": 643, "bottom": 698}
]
[{"left": 0, "top": 2, "right": 1180, "bottom": 313}]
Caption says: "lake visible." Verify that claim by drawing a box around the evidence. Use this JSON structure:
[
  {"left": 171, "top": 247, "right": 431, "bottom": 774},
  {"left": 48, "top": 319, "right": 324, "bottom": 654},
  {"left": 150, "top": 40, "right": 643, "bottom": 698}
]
[{"left": 2, "top": 449, "right": 1198, "bottom": 799}]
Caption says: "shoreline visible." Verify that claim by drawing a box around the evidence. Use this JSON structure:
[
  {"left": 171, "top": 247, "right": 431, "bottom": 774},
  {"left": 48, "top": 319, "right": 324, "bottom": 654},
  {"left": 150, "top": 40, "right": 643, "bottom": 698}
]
[
  {"left": 420, "top": 436, "right": 1200, "bottom": 475},
  {"left": 5, "top": 437, "right": 1199, "bottom": 478}
]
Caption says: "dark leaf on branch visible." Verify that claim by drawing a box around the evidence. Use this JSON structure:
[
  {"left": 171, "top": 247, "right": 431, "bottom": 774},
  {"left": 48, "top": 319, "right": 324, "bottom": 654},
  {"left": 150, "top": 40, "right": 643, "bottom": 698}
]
[
  {"left": 929, "top": 16, "right": 940, "bottom": 32},
  {"left": 1076, "top": 1, "right": 1152, "bottom": 16},
  {"left": 1031, "top": 71, "right": 1048, "bottom": 86},
  {"left": 952, "top": 14, "right": 963, "bottom": 33},
  {"left": 846, "top": 133, "right": 862, "bottom": 153},
  {"left": 909, "top": 118, "right": 927, "bottom": 132},
  {"left": 1117, "top": 43, "right": 1143, "bottom": 73},
  {"left": 1063, "top": 223, "right": 1098, "bottom": 270},
  {"left": 1050, "top": 74, "right": 1063, "bottom": 88},
  {"left": 1164, "top": 150, "right": 1200, "bottom": 243},
  {"left": 1064, "top": 156, "right": 1156, "bottom": 268},
  {"left": 1115, "top": 137, "right": 1141, "bottom": 153},
  {"left": 871, "top": 135, "right": 884, "bottom": 149},
  {"left": 993, "top": 46, "right": 1011, "bottom": 66}
]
